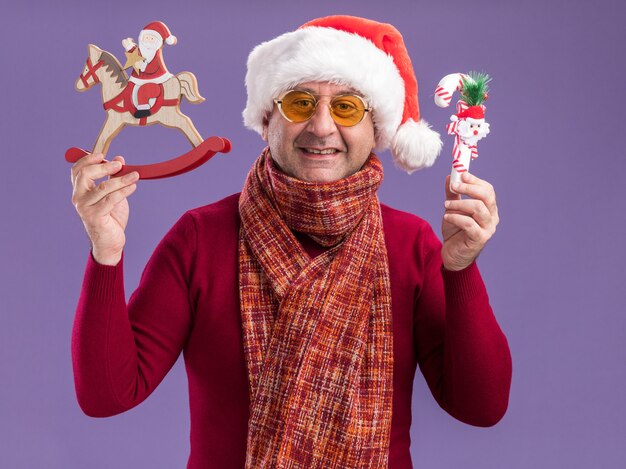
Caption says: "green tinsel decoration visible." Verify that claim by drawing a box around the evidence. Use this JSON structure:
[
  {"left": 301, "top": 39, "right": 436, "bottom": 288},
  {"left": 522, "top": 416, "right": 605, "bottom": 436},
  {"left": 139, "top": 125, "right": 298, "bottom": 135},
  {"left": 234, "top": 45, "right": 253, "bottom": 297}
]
[{"left": 461, "top": 72, "right": 491, "bottom": 107}]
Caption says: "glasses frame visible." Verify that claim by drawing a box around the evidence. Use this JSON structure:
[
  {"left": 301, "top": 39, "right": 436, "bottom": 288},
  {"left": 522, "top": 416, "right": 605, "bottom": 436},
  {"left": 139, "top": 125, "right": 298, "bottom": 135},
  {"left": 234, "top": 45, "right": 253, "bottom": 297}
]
[{"left": 273, "top": 90, "right": 372, "bottom": 127}]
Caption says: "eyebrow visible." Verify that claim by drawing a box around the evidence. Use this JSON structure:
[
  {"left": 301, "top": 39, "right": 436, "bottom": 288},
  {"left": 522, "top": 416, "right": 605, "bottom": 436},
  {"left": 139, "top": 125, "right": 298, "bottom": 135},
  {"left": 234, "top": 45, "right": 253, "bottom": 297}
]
[{"left": 294, "top": 85, "right": 360, "bottom": 96}]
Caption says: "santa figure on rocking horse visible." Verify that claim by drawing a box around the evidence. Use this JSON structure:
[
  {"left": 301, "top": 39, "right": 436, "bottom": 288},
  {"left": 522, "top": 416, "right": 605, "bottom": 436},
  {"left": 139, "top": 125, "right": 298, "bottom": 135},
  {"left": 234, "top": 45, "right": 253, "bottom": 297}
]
[
  {"left": 122, "top": 21, "right": 177, "bottom": 118},
  {"left": 66, "top": 21, "right": 231, "bottom": 179}
]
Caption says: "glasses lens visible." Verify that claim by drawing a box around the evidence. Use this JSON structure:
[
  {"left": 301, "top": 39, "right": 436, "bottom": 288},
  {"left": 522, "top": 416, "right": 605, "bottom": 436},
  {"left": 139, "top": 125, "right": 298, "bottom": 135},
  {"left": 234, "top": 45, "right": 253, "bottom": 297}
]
[
  {"left": 330, "top": 95, "right": 367, "bottom": 126},
  {"left": 280, "top": 91, "right": 317, "bottom": 122}
]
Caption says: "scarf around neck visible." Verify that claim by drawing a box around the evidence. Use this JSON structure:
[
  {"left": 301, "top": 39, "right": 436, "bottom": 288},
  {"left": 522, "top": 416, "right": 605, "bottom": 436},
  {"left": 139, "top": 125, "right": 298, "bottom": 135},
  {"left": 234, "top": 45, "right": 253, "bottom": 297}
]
[{"left": 238, "top": 148, "right": 393, "bottom": 468}]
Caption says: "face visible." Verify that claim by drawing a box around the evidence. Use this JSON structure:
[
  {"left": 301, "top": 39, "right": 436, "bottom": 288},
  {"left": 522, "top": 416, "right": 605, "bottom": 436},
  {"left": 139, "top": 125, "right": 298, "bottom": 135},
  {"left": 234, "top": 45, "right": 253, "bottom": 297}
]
[
  {"left": 139, "top": 33, "right": 161, "bottom": 54},
  {"left": 141, "top": 33, "right": 160, "bottom": 45},
  {"left": 458, "top": 119, "right": 490, "bottom": 142},
  {"left": 262, "top": 82, "right": 376, "bottom": 183}
]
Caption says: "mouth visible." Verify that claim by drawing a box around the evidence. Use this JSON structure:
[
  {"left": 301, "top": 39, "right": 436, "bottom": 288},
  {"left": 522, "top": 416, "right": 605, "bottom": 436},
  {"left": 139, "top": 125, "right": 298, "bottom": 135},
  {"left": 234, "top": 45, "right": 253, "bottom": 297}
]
[{"left": 298, "top": 147, "right": 342, "bottom": 157}]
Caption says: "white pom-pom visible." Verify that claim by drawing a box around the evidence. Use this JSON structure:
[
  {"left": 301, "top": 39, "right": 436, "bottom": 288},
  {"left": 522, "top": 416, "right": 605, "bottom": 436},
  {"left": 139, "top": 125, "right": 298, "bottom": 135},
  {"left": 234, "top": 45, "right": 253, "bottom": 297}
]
[
  {"left": 391, "top": 119, "right": 443, "bottom": 174},
  {"left": 166, "top": 35, "right": 177, "bottom": 45}
]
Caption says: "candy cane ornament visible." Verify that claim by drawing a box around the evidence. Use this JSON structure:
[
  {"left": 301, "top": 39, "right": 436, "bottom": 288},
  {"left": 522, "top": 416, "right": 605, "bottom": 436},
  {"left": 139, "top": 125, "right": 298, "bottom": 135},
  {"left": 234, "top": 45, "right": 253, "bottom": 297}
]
[
  {"left": 434, "top": 72, "right": 470, "bottom": 108},
  {"left": 434, "top": 72, "right": 491, "bottom": 193}
]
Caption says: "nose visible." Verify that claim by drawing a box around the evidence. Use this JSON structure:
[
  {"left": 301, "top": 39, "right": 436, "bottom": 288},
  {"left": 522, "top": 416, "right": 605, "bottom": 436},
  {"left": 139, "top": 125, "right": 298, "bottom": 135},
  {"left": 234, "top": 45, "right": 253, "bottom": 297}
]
[
  {"left": 305, "top": 101, "right": 337, "bottom": 137},
  {"left": 473, "top": 130, "right": 478, "bottom": 135}
]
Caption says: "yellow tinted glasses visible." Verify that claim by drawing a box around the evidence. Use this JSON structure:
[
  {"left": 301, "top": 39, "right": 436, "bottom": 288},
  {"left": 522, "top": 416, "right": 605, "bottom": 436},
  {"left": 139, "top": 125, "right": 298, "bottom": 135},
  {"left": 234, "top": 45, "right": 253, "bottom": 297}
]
[{"left": 274, "top": 90, "right": 371, "bottom": 127}]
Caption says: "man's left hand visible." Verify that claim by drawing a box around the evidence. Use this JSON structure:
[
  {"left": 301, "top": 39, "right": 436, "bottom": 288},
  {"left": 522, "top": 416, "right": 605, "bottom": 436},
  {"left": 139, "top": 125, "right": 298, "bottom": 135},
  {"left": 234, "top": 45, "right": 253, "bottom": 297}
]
[{"left": 441, "top": 172, "right": 499, "bottom": 271}]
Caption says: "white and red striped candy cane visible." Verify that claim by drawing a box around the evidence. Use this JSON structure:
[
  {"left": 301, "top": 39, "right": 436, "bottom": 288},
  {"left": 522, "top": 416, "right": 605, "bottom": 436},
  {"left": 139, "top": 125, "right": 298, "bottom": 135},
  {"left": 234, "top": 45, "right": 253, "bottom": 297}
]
[
  {"left": 455, "top": 99, "right": 469, "bottom": 114},
  {"left": 434, "top": 73, "right": 472, "bottom": 109},
  {"left": 449, "top": 136, "right": 473, "bottom": 190},
  {"left": 434, "top": 73, "right": 483, "bottom": 193},
  {"left": 450, "top": 139, "right": 477, "bottom": 173}
]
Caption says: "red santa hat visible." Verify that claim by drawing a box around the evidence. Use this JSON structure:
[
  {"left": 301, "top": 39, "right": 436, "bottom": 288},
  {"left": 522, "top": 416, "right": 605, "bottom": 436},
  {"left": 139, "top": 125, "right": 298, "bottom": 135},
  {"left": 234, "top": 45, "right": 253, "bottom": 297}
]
[
  {"left": 243, "top": 15, "right": 442, "bottom": 173},
  {"left": 140, "top": 21, "right": 177, "bottom": 46},
  {"left": 455, "top": 105, "right": 485, "bottom": 120}
]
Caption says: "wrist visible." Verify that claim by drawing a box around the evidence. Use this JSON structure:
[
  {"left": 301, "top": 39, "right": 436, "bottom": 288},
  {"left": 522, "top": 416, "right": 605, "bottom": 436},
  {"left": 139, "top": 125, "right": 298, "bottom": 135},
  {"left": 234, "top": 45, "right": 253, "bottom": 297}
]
[
  {"left": 443, "top": 257, "right": 476, "bottom": 272},
  {"left": 91, "top": 248, "right": 123, "bottom": 266},
  {"left": 442, "top": 259, "right": 475, "bottom": 272}
]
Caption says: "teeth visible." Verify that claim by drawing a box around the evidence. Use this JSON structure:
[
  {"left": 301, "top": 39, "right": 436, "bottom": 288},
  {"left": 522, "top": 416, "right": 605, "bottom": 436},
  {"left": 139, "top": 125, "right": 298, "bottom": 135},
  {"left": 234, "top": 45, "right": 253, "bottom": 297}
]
[{"left": 305, "top": 148, "right": 337, "bottom": 155}]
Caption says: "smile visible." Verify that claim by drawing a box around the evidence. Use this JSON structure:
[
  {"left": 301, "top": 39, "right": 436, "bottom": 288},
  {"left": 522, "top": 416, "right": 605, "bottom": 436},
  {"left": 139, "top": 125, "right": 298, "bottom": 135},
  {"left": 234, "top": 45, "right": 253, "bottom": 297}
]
[{"left": 301, "top": 148, "right": 339, "bottom": 155}]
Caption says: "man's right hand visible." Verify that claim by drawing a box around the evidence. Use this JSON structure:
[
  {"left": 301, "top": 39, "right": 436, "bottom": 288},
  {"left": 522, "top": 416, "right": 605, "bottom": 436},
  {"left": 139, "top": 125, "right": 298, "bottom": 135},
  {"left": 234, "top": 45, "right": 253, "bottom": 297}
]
[{"left": 71, "top": 153, "right": 139, "bottom": 266}]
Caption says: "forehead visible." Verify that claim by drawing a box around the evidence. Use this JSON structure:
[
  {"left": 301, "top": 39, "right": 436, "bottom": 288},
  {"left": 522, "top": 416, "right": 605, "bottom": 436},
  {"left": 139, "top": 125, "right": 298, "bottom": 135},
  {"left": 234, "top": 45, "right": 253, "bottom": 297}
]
[{"left": 292, "top": 81, "right": 361, "bottom": 96}]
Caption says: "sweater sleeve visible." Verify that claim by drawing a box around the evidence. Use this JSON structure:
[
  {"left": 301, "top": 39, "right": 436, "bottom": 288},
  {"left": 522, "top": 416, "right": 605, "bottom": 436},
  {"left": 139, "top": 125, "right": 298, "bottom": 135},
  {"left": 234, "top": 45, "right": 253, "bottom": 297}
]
[
  {"left": 413, "top": 225, "right": 512, "bottom": 427},
  {"left": 71, "top": 212, "right": 197, "bottom": 417}
]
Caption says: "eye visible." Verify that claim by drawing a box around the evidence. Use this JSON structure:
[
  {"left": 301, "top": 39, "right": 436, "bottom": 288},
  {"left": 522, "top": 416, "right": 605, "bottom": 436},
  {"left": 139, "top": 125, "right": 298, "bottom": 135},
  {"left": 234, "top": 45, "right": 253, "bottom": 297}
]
[
  {"left": 332, "top": 99, "right": 360, "bottom": 116},
  {"left": 293, "top": 99, "right": 315, "bottom": 109},
  {"left": 281, "top": 91, "right": 318, "bottom": 116}
]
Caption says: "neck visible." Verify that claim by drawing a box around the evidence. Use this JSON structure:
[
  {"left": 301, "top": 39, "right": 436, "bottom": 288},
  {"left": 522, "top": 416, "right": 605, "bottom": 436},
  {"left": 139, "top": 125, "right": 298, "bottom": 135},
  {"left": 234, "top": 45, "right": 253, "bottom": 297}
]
[{"left": 99, "top": 73, "right": 125, "bottom": 102}]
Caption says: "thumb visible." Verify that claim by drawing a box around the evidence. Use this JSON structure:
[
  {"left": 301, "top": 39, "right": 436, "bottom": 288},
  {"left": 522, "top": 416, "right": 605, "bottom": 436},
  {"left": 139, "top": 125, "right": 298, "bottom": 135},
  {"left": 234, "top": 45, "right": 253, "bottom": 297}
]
[
  {"left": 111, "top": 155, "right": 126, "bottom": 165},
  {"left": 107, "top": 155, "right": 126, "bottom": 179}
]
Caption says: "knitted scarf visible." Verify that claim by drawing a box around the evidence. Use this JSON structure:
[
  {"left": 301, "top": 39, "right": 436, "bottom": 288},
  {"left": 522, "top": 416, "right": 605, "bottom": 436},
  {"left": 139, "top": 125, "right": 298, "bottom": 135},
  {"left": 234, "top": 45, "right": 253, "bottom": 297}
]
[{"left": 238, "top": 148, "right": 393, "bottom": 468}]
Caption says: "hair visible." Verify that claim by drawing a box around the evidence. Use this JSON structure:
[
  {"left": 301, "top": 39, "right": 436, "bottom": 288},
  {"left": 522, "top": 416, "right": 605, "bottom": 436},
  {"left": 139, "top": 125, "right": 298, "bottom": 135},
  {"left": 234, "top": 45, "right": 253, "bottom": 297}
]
[{"left": 98, "top": 51, "right": 128, "bottom": 86}]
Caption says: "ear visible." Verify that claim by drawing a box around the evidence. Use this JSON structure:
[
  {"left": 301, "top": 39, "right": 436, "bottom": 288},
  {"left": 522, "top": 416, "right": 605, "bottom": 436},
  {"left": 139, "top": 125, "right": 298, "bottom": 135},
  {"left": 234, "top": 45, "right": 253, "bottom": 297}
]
[
  {"left": 88, "top": 44, "right": 102, "bottom": 63},
  {"left": 261, "top": 115, "right": 269, "bottom": 142}
]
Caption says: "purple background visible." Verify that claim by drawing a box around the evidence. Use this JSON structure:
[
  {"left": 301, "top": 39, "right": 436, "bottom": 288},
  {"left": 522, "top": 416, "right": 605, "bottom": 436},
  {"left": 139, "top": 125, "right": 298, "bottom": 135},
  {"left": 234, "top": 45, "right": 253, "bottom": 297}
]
[{"left": 1, "top": 0, "right": 624, "bottom": 467}]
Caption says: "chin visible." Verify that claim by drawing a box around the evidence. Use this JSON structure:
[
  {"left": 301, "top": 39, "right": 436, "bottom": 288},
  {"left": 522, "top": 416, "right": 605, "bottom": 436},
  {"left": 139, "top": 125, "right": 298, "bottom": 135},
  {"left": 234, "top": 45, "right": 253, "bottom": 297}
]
[
  {"left": 299, "top": 173, "right": 337, "bottom": 183},
  {"left": 296, "top": 168, "right": 348, "bottom": 183}
]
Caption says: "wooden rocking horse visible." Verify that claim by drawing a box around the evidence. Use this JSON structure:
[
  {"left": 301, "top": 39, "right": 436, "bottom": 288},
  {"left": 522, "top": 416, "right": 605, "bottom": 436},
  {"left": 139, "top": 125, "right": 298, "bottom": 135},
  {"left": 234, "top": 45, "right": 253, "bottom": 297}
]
[{"left": 65, "top": 44, "right": 230, "bottom": 179}]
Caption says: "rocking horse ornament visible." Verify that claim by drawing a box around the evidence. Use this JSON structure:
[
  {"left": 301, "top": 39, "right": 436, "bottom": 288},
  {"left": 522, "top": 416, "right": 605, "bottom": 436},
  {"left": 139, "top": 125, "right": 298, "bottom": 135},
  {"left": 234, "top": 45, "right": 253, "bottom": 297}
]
[{"left": 65, "top": 21, "right": 231, "bottom": 179}]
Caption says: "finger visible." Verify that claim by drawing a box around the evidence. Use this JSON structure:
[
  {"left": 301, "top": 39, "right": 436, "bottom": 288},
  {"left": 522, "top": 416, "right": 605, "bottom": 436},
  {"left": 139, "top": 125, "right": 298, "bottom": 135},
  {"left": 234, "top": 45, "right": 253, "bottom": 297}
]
[
  {"left": 74, "top": 162, "right": 122, "bottom": 204},
  {"left": 81, "top": 171, "right": 139, "bottom": 207},
  {"left": 71, "top": 152, "right": 105, "bottom": 185},
  {"left": 72, "top": 158, "right": 120, "bottom": 207},
  {"left": 73, "top": 170, "right": 137, "bottom": 210},
  {"left": 89, "top": 183, "right": 138, "bottom": 217},
  {"left": 75, "top": 160, "right": 123, "bottom": 191},
  {"left": 108, "top": 155, "right": 126, "bottom": 180},
  {"left": 110, "top": 155, "right": 126, "bottom": 166},
  {"left": 461, "top": 172, "right": 493, "bottom": 189},
  {"left": 444, "top": 199, "right": 494, "bottom": 230},
  {"left": 445, "top": 175, "right": 461, "bottom": 202},
  {"left": 450, "top": 173, "right": 497, "bottom": 213},
  {"left": 443, "top": 213, "right": 485, "bottom": 243}
]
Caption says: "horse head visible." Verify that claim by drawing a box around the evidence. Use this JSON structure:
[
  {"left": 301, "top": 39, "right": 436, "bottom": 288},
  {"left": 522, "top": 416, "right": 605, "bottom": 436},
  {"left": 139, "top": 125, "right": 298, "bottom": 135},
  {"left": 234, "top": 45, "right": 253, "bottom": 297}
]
[
  {"left": 75, "top": 44, "right": 128, "bottom": 92},
  {"left": 75, "top": 44, "right": 103, "bottom": 91}
]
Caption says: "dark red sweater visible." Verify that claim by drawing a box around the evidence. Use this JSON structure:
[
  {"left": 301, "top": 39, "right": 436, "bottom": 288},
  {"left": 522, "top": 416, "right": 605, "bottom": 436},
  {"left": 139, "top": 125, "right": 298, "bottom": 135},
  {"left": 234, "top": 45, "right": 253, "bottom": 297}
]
[{"left": 72, "top": 193, "right": 512, "bottom": 468}]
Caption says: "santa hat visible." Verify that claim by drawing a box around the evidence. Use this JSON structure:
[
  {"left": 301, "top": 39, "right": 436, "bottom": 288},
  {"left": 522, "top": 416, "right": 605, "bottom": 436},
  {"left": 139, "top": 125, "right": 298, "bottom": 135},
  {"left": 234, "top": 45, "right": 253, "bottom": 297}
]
[
  {"left": 243, "top": 15, "right": 442, "bottom": 173},
  {"left": 140, "top": 21, "right": 177, "bottom": 46},
  {"left": 454, "top": 105, "right": 485, "bottom": 121}
]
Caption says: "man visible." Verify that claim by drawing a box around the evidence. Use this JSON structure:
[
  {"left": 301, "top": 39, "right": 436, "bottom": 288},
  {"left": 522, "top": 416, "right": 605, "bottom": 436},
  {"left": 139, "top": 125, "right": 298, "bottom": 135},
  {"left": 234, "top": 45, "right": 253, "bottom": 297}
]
[
  {"left": 122, "top": 21, "right": 177, "bottom": 118},
  {"left": 70, "top": 16, "right": 511, "bottom": 469}
]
